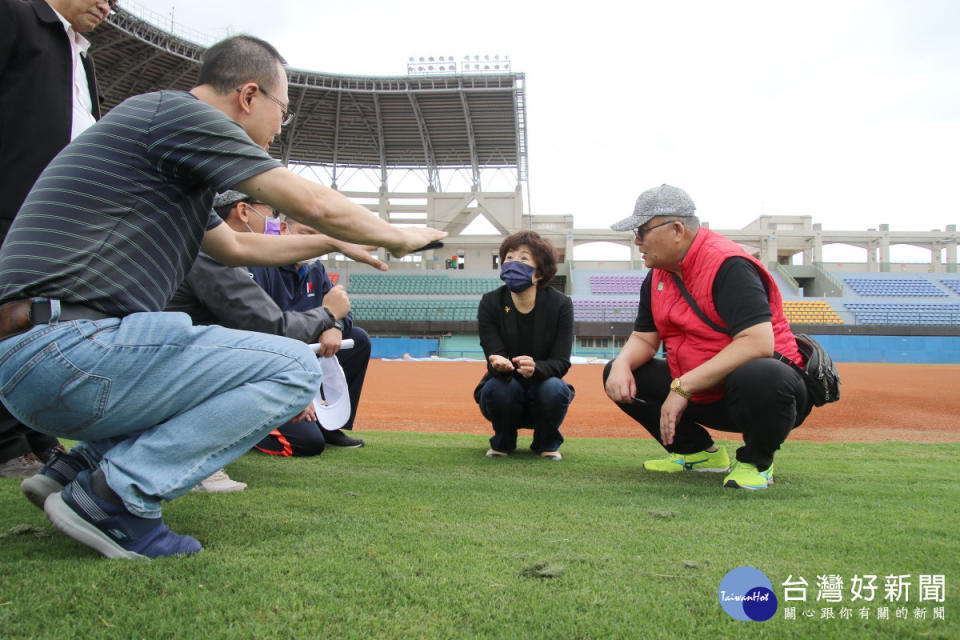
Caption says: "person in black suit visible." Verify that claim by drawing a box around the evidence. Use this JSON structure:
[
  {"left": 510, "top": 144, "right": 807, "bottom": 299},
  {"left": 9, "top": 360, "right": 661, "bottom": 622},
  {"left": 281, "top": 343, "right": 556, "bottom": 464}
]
[
  {"left": 474, "top": 231, "right": 575, "bottom": 460},
  {"left": 0, "top": 0, "right": 109, "bottom": 238},
  {"left": 0, "top": 0, "right": 109, "bottom": 477}
]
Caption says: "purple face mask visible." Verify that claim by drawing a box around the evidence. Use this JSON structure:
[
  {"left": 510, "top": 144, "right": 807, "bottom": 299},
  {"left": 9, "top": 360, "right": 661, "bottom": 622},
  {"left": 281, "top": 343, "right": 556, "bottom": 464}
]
[
  {"left": 245, "top": 204, "right": 281, "bottom": 235},
  {"left": 263, "top": 218, "right": 282, "bottom": 235}
]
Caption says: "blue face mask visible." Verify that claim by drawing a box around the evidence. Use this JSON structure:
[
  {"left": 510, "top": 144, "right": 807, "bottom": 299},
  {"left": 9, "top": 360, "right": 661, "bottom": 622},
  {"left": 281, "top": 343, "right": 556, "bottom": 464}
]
[{"left": 500, "top": 260, "right": 536, "bottom": 292}]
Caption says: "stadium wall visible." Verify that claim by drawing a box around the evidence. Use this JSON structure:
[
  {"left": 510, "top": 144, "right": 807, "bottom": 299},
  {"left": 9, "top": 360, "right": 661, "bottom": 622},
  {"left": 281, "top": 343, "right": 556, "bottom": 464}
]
[
  {"left": 370, "top": 332, "right": 960, "bottom": 364},
  {"left": 438, "top": 334, "right": 484, "bottom": 359},
  {"left": 811, "top": 335, "right": 960, "bottom": 364},
  {"left": 369, "top": 337, "right": 439, "bottom": 359}
]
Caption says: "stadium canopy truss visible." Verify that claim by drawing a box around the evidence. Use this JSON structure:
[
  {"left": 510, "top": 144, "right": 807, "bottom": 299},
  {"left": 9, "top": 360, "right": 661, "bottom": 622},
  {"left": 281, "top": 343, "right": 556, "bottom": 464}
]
[{"left": 89, "top": 7, "right": 527, "bottom": 195}]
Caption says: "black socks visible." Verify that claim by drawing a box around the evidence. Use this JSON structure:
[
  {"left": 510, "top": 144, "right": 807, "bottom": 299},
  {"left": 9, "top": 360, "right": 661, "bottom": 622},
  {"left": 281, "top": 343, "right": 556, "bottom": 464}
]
[{"left": 90, "top": 468, "right": 124, "bottom": 506}]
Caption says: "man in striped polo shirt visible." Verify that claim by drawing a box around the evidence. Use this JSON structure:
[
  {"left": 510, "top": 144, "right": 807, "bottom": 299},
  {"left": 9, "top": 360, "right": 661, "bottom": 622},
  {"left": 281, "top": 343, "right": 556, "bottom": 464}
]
[{"left": 0, "top": 35, "right": 445, "bottom": 559}]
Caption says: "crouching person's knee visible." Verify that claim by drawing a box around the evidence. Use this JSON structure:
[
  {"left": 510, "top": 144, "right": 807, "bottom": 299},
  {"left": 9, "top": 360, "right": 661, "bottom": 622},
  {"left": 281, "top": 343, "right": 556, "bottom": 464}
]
[{"left": 270, "top": 342, "right": 324, "bottom": 420}]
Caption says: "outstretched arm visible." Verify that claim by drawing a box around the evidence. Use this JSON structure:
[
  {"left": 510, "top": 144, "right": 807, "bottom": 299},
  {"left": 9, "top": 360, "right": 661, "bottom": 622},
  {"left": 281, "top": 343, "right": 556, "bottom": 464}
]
[
  {"left": 233, "top": 167, "right": 446, "bottom": 258},
  {"left": 201, "top": 222, "right": 367, "bottom": 267}
]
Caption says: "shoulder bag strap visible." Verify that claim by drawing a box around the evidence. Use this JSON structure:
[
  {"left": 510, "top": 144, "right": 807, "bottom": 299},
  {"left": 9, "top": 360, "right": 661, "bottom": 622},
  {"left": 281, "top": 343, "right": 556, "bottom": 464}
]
[
  {"left": 668, "top": 273, "right": 728, "bottom": 335},
  {"left": 668, "top": 273, "right": 799, "bottom": 370}
]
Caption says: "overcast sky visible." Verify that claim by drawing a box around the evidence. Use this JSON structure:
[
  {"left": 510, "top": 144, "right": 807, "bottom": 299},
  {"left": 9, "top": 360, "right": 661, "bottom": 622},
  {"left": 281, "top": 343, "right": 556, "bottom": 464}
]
[{"left": 131, "top": 0, "right": 958, "bottom": 260}]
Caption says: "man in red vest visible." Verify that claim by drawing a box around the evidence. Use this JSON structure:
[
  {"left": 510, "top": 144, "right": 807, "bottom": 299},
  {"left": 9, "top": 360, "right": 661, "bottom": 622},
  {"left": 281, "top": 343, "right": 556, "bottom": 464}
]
[{"left": 603, "top": 185, "right": 811, "bottom": 490}]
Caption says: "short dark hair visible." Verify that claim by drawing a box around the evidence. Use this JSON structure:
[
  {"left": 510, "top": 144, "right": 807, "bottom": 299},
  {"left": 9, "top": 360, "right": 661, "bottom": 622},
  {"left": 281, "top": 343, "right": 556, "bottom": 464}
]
[
  {"left": 198, "top": 35, "right": 287, "bottom": 94},
  {"left": 498, "top": 231, "right": 558, "bottom": 289},
  {"left": 214, "top": 196, "right": 262, "bottom": 220}
]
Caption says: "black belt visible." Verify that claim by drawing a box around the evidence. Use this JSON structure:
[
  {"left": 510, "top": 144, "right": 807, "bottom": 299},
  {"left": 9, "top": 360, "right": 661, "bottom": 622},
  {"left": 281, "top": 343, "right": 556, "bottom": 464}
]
[{"left": 0, "top": 298, "right": 111, "bottom": 342}]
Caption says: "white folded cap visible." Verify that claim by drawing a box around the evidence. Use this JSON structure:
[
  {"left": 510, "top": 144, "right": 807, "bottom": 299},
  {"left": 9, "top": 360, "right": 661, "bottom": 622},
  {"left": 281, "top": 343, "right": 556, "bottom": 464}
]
[{"left": 307, "top": 339, "right": 354, "bottom": 431}]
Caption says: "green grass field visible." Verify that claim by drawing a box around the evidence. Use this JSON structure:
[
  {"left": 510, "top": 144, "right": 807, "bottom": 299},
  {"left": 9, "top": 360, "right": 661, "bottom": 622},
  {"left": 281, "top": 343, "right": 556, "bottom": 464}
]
[{"left": 1, "top": 433, "right": 957, "bottom": 639}]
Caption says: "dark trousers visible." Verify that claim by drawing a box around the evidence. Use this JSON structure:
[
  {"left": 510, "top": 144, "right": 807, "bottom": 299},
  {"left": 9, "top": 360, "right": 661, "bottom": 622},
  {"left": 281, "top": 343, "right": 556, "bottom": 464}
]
[
  {"left": 602, "top": 358, "right": 812, "bottom": 470},
  {"left": 255, "top": 419, "right": 326, "bottom": 457},
  {"left": 478, "top": 376, "right": 574, "bottom": 453},
  {"left": 255, "top": 326, "right": 371, "bottom": 456},
  {"left": 0, "top": 404, "right": 59, "bottom": 463}
]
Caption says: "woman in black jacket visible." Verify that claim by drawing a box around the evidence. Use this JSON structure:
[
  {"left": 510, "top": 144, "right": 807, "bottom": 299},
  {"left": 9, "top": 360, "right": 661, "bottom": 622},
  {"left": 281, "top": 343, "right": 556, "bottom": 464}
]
[{"left": 474, "top": 231, "right": 575, "bottom": 460}]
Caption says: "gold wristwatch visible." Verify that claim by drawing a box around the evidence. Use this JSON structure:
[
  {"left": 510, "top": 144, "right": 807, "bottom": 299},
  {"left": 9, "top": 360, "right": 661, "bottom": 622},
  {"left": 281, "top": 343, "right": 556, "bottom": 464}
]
[{"left": 670, "top": 378, "right": 691, "bottom": 399}]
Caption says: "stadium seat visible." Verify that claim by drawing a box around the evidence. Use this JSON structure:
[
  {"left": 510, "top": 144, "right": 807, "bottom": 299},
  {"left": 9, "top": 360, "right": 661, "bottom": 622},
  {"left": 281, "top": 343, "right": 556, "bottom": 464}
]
[{"left": 843, "top": 278, "right": 948, "bottom": 297}]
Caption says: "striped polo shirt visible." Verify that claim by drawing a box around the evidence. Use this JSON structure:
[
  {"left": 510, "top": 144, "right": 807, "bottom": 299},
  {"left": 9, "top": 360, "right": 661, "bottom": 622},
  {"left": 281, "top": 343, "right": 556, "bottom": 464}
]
[{"left": 0, "top": 90, "right": 281, "bottom": 316}]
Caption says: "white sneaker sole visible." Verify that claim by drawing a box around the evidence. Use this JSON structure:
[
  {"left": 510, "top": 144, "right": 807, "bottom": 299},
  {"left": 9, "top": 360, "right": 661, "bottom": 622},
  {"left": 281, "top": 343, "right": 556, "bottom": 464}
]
[
  {"left": 21, "top": 474, "right": 64, "bottom": 509},
  {"left": 44, "top": 493, "right": 147, "bottom": 560}
]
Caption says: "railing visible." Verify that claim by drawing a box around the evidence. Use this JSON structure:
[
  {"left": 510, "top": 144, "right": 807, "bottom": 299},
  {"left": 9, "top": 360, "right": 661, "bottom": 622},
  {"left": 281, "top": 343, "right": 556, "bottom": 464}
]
[
  {"left": 769, "top": 263, "right": 801, "bottom": 296},
  {"left": 111, "top": 1, "right": 214, "bottom": 47},
  {"left": 812, "top": 263, "right": 845, "bottom": 297},
  {"left": 845, "top": 309, "right": 960, "bottom": 325}
]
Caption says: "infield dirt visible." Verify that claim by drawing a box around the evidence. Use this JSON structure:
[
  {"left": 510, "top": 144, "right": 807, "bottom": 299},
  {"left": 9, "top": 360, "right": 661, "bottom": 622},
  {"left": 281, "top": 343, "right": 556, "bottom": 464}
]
[{"left": 356, "top": 361, "right": 960, "bottom": 443}]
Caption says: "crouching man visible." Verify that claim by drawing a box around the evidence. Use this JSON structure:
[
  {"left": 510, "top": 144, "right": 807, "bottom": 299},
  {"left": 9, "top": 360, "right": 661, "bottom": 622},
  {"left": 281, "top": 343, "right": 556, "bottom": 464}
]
[{"left": 603, "top": 185, "right": 812, "bottom": 490}]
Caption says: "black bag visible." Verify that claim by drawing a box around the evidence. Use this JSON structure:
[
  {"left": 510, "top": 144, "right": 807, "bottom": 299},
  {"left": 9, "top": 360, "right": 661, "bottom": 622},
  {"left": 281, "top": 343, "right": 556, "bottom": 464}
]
[
  {"left": 669, "top": 273, "right": 840, "bottom": 406},
  {"left": 778, "top": 333, "right": 840, "bottom": 406}
]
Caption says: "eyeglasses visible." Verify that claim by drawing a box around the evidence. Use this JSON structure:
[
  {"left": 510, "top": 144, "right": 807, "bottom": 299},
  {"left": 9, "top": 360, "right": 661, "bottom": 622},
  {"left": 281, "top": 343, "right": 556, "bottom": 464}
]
[
  {"left": 633, "top": 219, "right": 679, "bottom": 241},
  {"left": 244, "top": 200, "right": 280, "bottom": 218},
  {"left": 236, "top": 85, "right": 295, "bottom": 127}
]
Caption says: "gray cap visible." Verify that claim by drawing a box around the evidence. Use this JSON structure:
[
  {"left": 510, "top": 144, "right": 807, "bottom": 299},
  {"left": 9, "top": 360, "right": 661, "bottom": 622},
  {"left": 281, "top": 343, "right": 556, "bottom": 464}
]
[
  {"left": 212, "top": 190, "right": 248, "bottom": 210},
  {"left": 610, "top": 184, "right": 696, "bottom": 232}
]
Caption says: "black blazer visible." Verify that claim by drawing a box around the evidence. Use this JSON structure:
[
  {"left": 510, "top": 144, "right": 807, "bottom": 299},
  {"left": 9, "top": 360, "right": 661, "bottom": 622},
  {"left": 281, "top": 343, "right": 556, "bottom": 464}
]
[
  {"left": 0, "top": 0, "right": 101, "bottom": 236},
  {"left": 474, "top": 285, "right": 575, "bottom": 402}
]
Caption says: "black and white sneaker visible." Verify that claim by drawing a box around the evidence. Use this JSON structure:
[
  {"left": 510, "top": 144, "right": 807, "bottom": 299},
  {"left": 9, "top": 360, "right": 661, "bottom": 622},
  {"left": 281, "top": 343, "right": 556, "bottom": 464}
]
[{"left": 324, "top": 429, "right": 365, "bottom": 448}]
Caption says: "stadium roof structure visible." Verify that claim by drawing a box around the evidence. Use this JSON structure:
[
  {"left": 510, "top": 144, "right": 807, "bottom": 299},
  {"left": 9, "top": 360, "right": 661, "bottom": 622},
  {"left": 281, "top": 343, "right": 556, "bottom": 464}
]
[{"left": 89, "top": 7, "right": 528, "bottom": 192}]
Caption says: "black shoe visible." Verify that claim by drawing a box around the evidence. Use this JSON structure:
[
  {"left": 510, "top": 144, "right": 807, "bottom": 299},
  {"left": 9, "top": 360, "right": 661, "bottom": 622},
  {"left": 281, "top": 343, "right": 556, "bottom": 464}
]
[
  {"left": 36, "top": 443, "right": 67, "bottom": 464},
  {"left": 324, "top": 429, "right": 365, "bottom": 448}
]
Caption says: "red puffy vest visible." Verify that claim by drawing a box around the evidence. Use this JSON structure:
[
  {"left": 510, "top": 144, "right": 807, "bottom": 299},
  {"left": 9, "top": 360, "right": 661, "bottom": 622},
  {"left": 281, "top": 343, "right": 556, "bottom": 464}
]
[{"left": 650, "top": 228, "right": 801, "bottom": 403}]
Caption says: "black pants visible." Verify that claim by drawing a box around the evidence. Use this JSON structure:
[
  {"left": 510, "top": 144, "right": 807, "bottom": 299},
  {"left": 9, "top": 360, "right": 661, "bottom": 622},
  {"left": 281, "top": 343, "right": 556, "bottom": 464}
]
[
  {"left": 603, "top": 358, "right": 812, "bottom": 470},
  {"left": 0, "top": 403, "right": 59, "bottom": 463},
  {"left": 256, "top": 419, "right": 327, "bottom": 457},
  {"left": 255, "top": 326, "right": 371, "bottom": 456}
]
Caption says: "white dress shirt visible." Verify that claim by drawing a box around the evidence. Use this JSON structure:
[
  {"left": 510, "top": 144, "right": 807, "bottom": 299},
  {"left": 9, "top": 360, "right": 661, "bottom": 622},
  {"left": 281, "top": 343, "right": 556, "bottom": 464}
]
[{"left": 52, "top": 8, "right": 97, "bottom": 140}]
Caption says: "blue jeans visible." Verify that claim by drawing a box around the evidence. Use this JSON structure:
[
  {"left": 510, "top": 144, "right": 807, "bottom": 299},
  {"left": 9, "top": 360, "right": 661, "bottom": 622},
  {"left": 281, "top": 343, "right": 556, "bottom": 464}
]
[
  {"left": 478, "top": 376, "right": 573, "bottom": 453},
  {"left": 0, "top": 312, "right": 321, "bottom": 517}
]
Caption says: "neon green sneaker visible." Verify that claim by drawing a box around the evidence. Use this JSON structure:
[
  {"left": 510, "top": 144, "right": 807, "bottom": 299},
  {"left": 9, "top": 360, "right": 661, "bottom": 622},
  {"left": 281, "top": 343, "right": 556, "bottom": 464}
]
[
  {"left": 723, "top": 461, "right": 774, "bottom": 490},
  {"left": 642, "top": 447, "right": 730, "bottom": 473}
]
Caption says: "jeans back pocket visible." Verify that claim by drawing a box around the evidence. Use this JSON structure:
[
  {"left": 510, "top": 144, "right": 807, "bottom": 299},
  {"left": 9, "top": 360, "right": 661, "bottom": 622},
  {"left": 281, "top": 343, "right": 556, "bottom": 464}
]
[{"left": 0, "top": 341, "right": 110, "bottom": 437}]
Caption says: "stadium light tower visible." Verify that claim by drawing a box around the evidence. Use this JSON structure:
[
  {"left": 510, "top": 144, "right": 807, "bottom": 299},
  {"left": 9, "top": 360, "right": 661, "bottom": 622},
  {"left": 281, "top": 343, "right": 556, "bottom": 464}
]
[
  {"left": 407, "top": 55, "right": 459, "bottom": 75},
  {"left": 406, "top": 54, "right": 512, "bottom": 75},
  {"left": 461, "top": 54, "right": 511, "bottom": 74}
]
